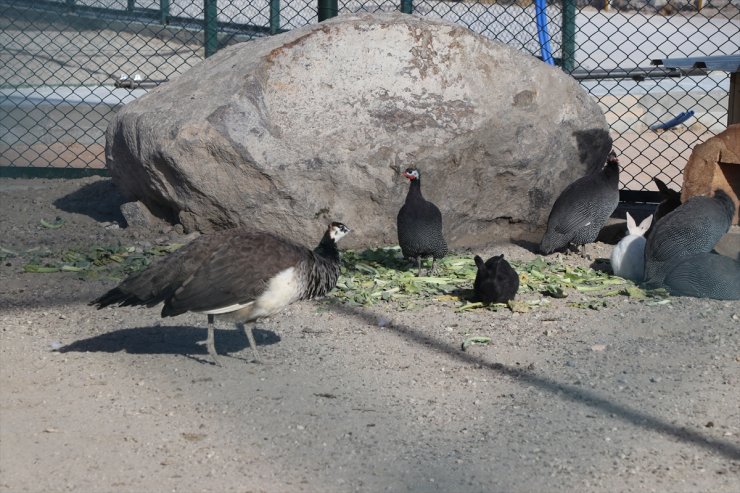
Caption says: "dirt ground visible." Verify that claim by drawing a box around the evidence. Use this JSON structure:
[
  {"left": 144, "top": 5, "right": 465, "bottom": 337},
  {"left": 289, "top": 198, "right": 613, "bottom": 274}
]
[{"left": 0, "top": 176, "right": 738, "bottom": 493}]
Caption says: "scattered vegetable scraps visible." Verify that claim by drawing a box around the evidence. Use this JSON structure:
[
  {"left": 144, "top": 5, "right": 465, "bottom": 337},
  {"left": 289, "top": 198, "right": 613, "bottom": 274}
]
[
  {"left": 329, "top": 248, "right": 659, "bottom": 311},
  {"left": 22, "top": 243, "right": 183, "bottom": 280},
  {"left": 461, "top": 336, "right": 492, "bottom": 351}
]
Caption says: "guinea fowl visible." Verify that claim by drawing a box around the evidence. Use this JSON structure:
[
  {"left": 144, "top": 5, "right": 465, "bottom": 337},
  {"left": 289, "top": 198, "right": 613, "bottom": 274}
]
[
  {"left": 397, "top": 167, "right": 448, "bottom": 276},
  {"left": 90, "top": 222, "right": 350, "bottom": 364},
  {"left": 540, "top": 151, "right": 620, "bottom": 256},
  {"left": 663, "top": 253, "right": 740, "bottom": 300},
  {"left": 643, "top": 189, "right": 734, "bottom": 289}
]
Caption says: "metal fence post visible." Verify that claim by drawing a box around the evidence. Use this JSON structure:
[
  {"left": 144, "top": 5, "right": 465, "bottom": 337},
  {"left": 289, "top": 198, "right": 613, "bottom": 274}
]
[
  {"left": 65, "top": 0, "right": 75, "bottom": 10},
  {"left": 269, "top": 0, "right": 281, "bottom": 34},
  {"left": 127, "top": 0, "right": 135, "bottom": 12},
  {"left": 160, "top": 0, "right": 170, "bottom": 25},
  {"left": 400, "top": 0, "right": 413, "bottom": 14},
  {"left": 561, "top": 0, "right": 576, "bottom": 72},
  {"left": 204, "top": 0, "right": 218, "bottom": 58},
  {"left": 317, "top": 0, "right": 338, "bottom": 22}
]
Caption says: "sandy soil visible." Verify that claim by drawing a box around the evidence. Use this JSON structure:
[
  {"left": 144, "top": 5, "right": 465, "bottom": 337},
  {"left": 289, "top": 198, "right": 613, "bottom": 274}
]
[{"left": 0, "top": 177, "right": 739, "bottom": 493}]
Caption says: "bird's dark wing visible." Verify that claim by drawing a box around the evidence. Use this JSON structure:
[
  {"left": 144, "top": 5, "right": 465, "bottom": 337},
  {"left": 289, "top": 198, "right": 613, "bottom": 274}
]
[
  {"left": 161, "top": 230, "right": 309, "bottom": 317},
  {"left": 91, "top": 233, "right": 226, "bottom": 309},
  {"left": 646, "top": 201, "right": 725, "bottom": 262},
  {"left": 550, "top": 197, "right": 596, "bottom": 235}
]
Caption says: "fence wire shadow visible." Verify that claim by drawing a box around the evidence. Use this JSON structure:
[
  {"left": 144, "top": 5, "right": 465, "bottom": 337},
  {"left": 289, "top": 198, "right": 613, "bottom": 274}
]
[{"left": 326, "top": 299, "right": 740, "bottom": 462}]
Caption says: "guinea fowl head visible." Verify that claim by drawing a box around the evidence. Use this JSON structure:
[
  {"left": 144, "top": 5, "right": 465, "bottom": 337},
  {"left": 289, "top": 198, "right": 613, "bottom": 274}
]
[
  {"left": 402, "top": 167, "right": 420, "bottom": 181},
  {"left": 711, "top": 189, "right": 736, "bottom": 217},
  {"left": 603, "top": 151, "right": 620, "bottom": 181},
  {"left": 605, "top": 151, "right": 619, "bottom": 169}
]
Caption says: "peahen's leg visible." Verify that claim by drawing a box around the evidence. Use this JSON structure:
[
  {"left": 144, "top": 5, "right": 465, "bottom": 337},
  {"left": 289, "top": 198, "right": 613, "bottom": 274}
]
[
  {"left": 240, "top": 321, "right": 261, "bottom": 363},
  {"left": 196, "top": 314, "right": 221, "bottom": 366}
]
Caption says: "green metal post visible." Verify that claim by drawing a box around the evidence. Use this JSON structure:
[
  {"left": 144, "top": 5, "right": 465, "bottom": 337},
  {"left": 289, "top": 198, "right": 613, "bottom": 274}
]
[
  {"left": 127, "top": 0, "right": 135, "bottom": 12},
  {"left": 561, "top": 0, "right": 576, "bottom": 72},
  {"left": 204, "top": 0, "right": 218, "bottom": 58},
  {"left": 65, "top": 0, "right": 75, "bottom": 10},
  {"left": 401, "top": 0, "right": 412, "bottom": 14},
  {"left": 160, "top": 0, "right": 170, "bottom": 25},
  {"left": 317, "top": 0, "right": 337, "bottom": 22},
  {"left": 269, "top": 0, "right": 280, "bottom": 34}
]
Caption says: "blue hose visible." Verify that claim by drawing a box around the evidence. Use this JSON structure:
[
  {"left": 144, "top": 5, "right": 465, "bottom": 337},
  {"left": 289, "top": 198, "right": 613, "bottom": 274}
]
[
  {"left": 649, "top": 110, "right": 695, "bottom": 130},
  {"left": 535, "top": 0, "right": 555, "bottom": 65}
]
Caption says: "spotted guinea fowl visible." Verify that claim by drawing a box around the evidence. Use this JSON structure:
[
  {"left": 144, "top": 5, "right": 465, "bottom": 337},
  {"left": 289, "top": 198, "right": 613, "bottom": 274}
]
[
  {"left": 473, "top": 254, "right": 519, "bottom": 304},
  {"left": 90, "top": 222, "right": 350, "bottom": 364},
  {"left": 397, "top": 167, "right": 448, "bottom": 276},
  {"left": 539, "top": 151, "right": 620, "bottom": 256},
  {"left": 643, "top": 189, "right": 734, "bottom": 289},
  {"left": 662, "top": 252, "right": 740, "bottom": 300}
]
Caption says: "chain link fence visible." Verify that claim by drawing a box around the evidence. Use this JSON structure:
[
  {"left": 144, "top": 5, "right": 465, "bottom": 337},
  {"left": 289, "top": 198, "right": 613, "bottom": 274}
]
[{"left": 1, "top": 0, "right": 738, "bottom": 194}]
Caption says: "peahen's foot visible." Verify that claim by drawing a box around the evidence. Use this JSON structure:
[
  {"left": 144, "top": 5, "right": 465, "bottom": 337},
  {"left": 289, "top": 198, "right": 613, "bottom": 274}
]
[{"left": 197, "top": 315, "right": 221, "bottom": 366}]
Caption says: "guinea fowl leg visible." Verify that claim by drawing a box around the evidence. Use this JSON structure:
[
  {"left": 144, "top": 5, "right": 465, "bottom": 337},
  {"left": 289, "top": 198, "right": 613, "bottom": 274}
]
[
  {"left": 429, "top": 258, "right": 438, "bottom": 276},
  {"left": 196, "top": 314, "right": 221, "bottom": 366},
  {"left": 240, "top": 321, "right": 261, "bottom": 363}
]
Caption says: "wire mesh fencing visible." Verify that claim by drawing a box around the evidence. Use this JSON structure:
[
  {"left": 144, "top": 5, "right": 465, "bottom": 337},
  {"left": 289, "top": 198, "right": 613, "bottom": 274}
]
[{"left": 1, "top": 0, "right": 738, "bottom": 193}]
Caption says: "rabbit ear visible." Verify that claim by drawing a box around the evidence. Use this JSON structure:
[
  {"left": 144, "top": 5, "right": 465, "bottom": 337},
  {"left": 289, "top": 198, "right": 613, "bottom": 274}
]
[
  {"left": 639, "top": 214, "right": 653, "bottom": 232},
  {"left": 474, "top": 255, "right": 485, "bottom": 269},
  {"left": 654, "top": 177, "right": 669, "bottom": 194},
  {"left": 626, "top": 212, "right": 636, "bottom": 231}
]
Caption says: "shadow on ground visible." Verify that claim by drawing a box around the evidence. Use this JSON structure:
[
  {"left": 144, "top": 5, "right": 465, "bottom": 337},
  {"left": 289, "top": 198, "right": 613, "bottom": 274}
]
[
  {"left": 510, "top": 238, "right": 540, "bottom": 254},
  {"left": 327, "top": 299, "right": 740, "bottom": 462},
  {"left": 58, "top": 325, "right": 280, "bottom": 361},
  {"left": 53, "top": 179, "right": 127, "bottom": 224}
]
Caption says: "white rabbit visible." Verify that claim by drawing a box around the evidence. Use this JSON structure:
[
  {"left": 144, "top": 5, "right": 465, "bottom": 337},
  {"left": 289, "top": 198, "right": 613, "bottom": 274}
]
[{"left": 610, "top": 212, "right": 653, "bottom": 282}]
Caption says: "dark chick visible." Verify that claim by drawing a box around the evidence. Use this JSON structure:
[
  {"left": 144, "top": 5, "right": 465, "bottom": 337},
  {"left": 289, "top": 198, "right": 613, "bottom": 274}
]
[
  {"left": 473, "top": 254, "right": 519, "bottom": 304},
  {"left": 540, "top": 151, "right": 620, "bottom": 256},
  {"left": 397, "top": 167, "right": 448, "bottom": 276},
  {"left": 91, "top": 222, "right": 350, "bottom": 365}
]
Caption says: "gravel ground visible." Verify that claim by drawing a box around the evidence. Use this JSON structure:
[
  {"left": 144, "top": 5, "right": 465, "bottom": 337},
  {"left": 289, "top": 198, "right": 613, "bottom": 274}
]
[{"left": 1, "top": 176, "right": 739, "bottom": 493}]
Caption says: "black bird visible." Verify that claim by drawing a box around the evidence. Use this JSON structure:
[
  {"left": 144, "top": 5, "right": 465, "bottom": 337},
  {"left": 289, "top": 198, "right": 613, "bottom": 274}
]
[
  {"left": 540, "top": 151, "right": 620, "bottom": 256},
  {"left": 473, "top": 254, "right": 519, "bottom": 304},
  {"left": 397, "top": 167, "right": 448, "bottom": 276},
  {"left": 643, "top": 189, "right": 734, "bottom": 288},
  {"left": 663, "top": 253, "right": 740, "bottom": 300},
  {"left": 91, "top": 222, "right": 350, "bottom": 364}
]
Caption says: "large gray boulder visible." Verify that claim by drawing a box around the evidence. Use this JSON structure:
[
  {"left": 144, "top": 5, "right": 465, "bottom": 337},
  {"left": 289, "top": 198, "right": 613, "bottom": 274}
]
[{"left": 106, "top": 12, "right": 611, "bottom": 249}]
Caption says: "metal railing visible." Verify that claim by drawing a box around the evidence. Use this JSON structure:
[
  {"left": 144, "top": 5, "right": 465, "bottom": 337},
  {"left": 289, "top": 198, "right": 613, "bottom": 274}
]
[{"left": 1, "top": 0, "right": 738, "bottom": 195}]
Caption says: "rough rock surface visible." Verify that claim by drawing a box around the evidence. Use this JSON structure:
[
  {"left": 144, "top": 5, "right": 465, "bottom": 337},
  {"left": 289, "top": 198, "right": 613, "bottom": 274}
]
[
  {"left": 106, "top": 12, "right": 611, "bottom": 249},
  {"left": 681, "top": 124, "right": 740, "bottom": 225}
]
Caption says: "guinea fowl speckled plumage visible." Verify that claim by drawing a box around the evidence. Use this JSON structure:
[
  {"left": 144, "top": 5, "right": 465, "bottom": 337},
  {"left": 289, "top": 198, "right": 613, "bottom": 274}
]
[
  {"left": 643, "top": 190, "right": 734, "bottom": 289},
  {"left": 539, "top": 152, "right": 620, "bottom": 255},
  {"left": 662, "top": 253, "right": 740, "bottom": 300},
  {"left": 397, "top": 167, "right": 448, "bottom": 276},
  {"left": 90, "top": 222, "right": 350, "bottom": 364}
]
